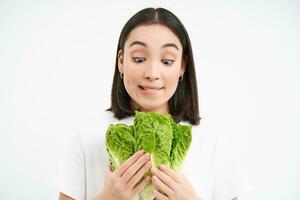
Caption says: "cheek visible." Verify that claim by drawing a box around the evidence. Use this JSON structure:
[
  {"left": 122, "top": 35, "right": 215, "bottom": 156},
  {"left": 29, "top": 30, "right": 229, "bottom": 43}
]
[
  {"left": 123, "top": 68, "right": 140, "bottom": 96},
  {"left": 123, "top": 65, "right": 137, "bottom": 84},
  {"left": 123, "top": 58, "right": 139, "bottom": 80},
  {"left": 165, "top": 70, "right": 180, "bottom": 87}
]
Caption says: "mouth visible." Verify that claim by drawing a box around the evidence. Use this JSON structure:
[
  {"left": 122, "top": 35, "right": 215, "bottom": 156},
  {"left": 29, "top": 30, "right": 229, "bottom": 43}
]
[
  {"left": 138, "top": 85, "right": 163, "bottom": 94},
  {"left": 138, "top": 85, "right": 163, "bottom": 90}
]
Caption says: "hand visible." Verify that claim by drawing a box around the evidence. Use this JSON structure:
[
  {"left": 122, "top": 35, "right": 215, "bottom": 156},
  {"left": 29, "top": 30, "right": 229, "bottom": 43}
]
[
  {"left": 97, "top": 150, "right": 152, "bottom": 200},
  {"left": 151, "top": 165, "right": 202, "bottom": 200}
]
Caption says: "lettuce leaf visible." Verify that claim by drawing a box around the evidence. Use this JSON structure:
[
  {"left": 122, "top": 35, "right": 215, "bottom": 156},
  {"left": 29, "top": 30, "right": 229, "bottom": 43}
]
[{"left": 105, "top": 111, "right": 192, "bottom": 200}]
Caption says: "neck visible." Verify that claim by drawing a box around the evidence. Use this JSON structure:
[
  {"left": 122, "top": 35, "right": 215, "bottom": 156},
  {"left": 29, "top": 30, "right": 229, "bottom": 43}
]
[{"left": 130, "top": 101, "right": 170, "bottom": 115}]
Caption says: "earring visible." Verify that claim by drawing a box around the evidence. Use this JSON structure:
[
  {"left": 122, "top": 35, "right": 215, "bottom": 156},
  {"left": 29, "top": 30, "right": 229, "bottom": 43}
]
[
  {"left": 179, "top": 74, "right": 184, "bottom": 81},
  {"left": 119, "top": 72, "right": 123, "bottom": 79}
]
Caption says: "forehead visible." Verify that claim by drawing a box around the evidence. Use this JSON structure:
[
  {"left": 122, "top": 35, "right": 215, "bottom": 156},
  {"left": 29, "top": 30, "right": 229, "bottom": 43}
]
[{"left": 125, "top": 24, "right": 182, "bottom": 51}]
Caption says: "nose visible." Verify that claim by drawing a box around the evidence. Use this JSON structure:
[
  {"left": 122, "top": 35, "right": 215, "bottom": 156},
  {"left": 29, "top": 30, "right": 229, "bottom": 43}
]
[{"left": 144, "top": 61, "right": 161, "bottom": 80}]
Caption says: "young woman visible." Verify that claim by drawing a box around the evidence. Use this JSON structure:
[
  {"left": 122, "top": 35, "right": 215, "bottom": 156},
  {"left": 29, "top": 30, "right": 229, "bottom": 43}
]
[{"left": 55, "top": 7, "right": 249, "bottom": 200}]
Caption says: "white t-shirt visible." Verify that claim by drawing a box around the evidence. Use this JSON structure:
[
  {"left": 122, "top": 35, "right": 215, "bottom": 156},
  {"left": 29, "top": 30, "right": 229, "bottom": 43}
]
[{"left": 52, "top": 111, "right": 251, "bottom": 200}]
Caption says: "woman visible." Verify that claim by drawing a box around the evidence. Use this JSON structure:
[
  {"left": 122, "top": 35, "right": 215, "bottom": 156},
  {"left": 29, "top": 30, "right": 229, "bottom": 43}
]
[{"left": 55, "top": 7, "right": 249, "bottom": 200}]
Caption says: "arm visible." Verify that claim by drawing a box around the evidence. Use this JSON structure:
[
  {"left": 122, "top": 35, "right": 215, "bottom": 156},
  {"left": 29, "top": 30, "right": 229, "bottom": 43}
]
[{"left": 59, "top": 192, "right": 75, "bottom": 200}]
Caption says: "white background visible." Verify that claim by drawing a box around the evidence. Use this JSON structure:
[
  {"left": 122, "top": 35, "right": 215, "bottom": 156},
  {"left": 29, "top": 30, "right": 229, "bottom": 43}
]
[{"left": 0, "top": 0, "right": 299, "bottom": 199}]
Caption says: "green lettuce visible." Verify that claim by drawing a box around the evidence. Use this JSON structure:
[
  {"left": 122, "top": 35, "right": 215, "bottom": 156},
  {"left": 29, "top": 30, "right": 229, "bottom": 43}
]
[{"left": 105, "top": 111, "right": 192, "bottom": 200}]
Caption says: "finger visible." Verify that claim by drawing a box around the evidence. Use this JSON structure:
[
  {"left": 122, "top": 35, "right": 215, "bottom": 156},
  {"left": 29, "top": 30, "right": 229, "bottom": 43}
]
[
  {"left": 159, "top": 164, "right": 181, "bottom": 183},
  {"left": 153, "top": 189, "right": 168, "bottom": 200},
  {"left": 127, "top": 160, "right": 152, "bottom": 188},
  {"left": 115, "top": 150, "right": 144, "bottom": 176},
  {"left": 132, "top": 176, "right": 151, "bottom": 195},
  {"left": 122, "top": 153, "right": 150, "bottom": 183},
  {"left": 151, "top": 166, "right": 177, "bottom": 188},
  {"left": 152, "top": 175, "right": 173, "bottom": 197}
]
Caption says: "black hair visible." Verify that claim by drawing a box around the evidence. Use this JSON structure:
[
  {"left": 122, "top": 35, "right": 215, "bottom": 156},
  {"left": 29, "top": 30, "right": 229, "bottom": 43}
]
[{"left": 106, "top": 7, "right": 200, "bottom": 125}]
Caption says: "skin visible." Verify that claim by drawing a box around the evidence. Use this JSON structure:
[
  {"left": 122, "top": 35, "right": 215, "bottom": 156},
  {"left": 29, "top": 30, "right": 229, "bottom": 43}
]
[
  {"left": 59, "top": 24, "right": 239, "bottom": 200},
  {"left": 118, "top": 24, "right": 186, "bottom": 115}
]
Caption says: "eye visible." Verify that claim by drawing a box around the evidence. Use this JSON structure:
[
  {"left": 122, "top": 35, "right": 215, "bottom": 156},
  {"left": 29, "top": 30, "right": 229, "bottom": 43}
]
[
  {"left": 132, "top": 57, "right": 146, "bottom": 63},
  {"left": 162, "top": 59, "right": 174, "bottom": 66}
]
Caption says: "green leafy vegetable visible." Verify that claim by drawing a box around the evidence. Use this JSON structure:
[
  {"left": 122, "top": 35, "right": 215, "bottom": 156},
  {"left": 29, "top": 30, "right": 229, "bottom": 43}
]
[{"left": 105, "top": 111, "right": 192, "bottom": 200}]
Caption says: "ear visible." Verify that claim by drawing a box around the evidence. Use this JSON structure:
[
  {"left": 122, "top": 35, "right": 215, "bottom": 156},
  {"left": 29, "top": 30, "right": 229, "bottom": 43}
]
[
  {"left": 117, "top": 49, "right": 124, "bottom": 73},
  {"left": 180, "top": 55, "right": 187, "bottom": 75}
]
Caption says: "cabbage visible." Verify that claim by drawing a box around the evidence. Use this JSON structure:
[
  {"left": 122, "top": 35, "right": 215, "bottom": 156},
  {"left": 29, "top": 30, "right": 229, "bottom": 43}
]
[{"left": 105, "top": 111, "right": 192, "bottom": 200}]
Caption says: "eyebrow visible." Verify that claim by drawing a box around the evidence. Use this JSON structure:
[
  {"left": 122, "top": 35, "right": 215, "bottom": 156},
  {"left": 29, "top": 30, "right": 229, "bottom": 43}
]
[
  {"left": 129, "top": 41, "right": 147, "bottom": 48},
  {"left": 162, "top": 43, "right": 179, "bottom": 50},
  {"left": 129, "top": 40, "right": 179, "bottom": 50}
]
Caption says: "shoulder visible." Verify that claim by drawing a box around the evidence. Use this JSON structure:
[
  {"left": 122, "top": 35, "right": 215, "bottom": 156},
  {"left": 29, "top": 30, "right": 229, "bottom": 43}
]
[
  {"left": 76, "top": 110, "right": 116, "bottom": 128},
  {"left": 77, "top": 111, "right": 134, "bottom": 129},
  {"left": 179, "top": 118, "right": 223, "bottom": 145},
  {"left": 74, "top": 111, "right": 134, "bottom": 146}
]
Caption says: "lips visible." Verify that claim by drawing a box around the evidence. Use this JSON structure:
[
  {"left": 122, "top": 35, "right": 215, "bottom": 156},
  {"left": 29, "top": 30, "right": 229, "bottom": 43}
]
[
  {"left": 138, "top": 85, "right": 164, "bottom": 95},
  {"left": 139, "top": 85, "right": 163, "bottom": 90}
]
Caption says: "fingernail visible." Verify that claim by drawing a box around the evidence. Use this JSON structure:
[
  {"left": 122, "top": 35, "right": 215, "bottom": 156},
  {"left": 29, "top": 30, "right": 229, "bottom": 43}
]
[
  {"left": 152, "top": 175, "right": 158, "bottom": 181},
  {"left": 151, "top": 167, "right": 157, "bottom": 173},
  {"left": 145, "top": 161, "right": 151, "bottom": 168},
  {"left": 160, "top": 164, "right": 166, "bottom": 169},
  {"left": 137, "top": 150, "right": 143, "bottom": 155}
]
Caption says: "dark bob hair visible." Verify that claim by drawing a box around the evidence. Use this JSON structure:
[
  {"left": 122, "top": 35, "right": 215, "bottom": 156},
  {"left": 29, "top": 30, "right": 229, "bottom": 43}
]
[{"left": 106, "top": 7, "right": 201, "bottom": 125}]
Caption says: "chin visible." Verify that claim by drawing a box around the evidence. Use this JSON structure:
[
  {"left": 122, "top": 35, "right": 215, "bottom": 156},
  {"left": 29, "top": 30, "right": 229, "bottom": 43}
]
[{"left": 136, "top": 101, "right": 167, "bottom": 113}]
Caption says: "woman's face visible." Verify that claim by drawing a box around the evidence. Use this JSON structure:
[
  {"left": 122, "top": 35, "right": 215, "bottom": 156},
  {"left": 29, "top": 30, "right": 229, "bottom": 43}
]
[{"left": 118, "top": 24, "right": 185, "bottom": 115}]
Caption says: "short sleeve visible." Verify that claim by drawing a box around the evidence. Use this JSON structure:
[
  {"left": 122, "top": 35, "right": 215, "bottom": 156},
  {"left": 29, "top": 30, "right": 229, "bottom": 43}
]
[
  {"left": 51, "top": 126, "right": 86, "bottom": 200},
  {"left": 212, "top": 132, "right": 252, "bottom": 200}
]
